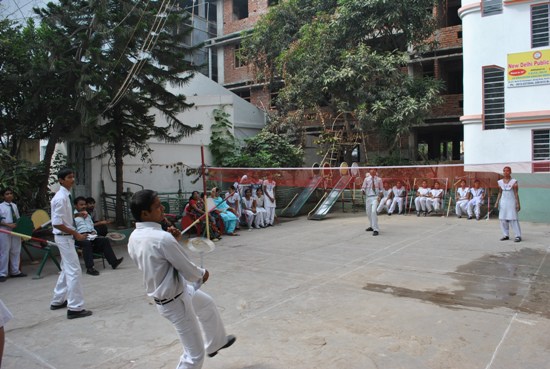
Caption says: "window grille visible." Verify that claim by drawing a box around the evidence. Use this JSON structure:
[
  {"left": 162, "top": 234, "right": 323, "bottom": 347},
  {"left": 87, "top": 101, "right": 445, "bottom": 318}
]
[
  {"left": 483, "top": 67, "right": 505, "bottom": 130},
  {"left": 533, "top": 130, "right": 550, "bottom": 172},
  {"left": 532, "top": 4, "right": 550, "bottom": 48},
  {"left": 482, "top": 0, "right": 502, "bottom": 16}
]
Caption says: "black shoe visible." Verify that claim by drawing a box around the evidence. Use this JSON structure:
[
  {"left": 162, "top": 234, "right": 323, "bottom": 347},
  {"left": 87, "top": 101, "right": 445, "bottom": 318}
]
[
  {"left": 208, "top": 335, "right": 236, "bottom": 358},
  {"left": 416, "top": 211, "right": 420, "bottom": 217},
  {"left": 500, "top": 236, "right": 509, "bottom": 241},
  {"left": 365, "top": 227, "right": 373, "bottom": 232},
  {"left": 388, "top": 212, "right": 392, "bottom": 216},
  {"left": 457, "top": 215, "right": 462, "bottom": 219},
  {"left": 86, "top": 268, "right": 100, "bottom": 276},
  {"left": 373, "top": 231, "right": 379, "bottom": 236},
  {"left": 111, "top": 257, "right": 124, "bottom": 270},
  {"left": 514, "top": 237, "right": 522, "bottom": 243},
  {"left": 50, "top": 301, "right": 68, "bottom": 310},
  {"left": 67, "top": 309, "right": 93, "bottom": 319},
  {"left": 467, "top": 216, "right": 472, "bottom": 220},
  {"left": 0, "top": 276, "right": 7, "bottom": 282},
  {"left": 423, "top": 212, "right": 427, "bottom": 217},
  {"left": 10, "top": 272, "right": 27, "bottom": 278}
]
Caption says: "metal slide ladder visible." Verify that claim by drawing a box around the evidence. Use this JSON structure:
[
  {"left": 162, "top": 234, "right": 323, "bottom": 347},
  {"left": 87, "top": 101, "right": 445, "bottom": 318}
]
[
  {"left": 280, "top": 175, "right": 323, "bottom": 217},
  {"left": 308, "top": 175, "right": 353, "bottom": 220}
]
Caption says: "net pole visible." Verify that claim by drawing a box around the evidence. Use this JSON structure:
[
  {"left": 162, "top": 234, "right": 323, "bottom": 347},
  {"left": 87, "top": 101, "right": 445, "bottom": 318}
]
[
  {"left": 201, "top": 146, "right": 210, "bottom": 240},
  {"left": 408, "top": 178, "right": 417, "bottom": 215}
]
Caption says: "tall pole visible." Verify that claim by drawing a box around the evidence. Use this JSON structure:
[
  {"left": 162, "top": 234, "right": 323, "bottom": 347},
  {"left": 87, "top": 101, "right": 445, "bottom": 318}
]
[{"left": 201, "top": 146, "right": 210, "bottom": 239}]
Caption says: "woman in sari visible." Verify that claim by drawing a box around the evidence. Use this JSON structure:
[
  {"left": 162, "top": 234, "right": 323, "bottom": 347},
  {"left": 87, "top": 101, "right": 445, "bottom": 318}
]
[
  {"left": 210, "top": 187, "right": 239, "bottom": 236},
  {"left": 187, "top": 191, "right": 221, "bottom": 240}
]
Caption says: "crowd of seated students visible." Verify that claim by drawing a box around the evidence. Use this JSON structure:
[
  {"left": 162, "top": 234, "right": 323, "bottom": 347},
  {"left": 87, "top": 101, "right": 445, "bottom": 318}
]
[
  {"left": 374, "top": 179, "right": 486, "bottom": 218},
  {"left": 181, "top": 178, "right": 277, "bottom": 239}
]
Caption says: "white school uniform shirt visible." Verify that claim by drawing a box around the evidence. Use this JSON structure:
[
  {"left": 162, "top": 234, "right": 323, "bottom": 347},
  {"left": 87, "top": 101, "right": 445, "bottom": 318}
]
[
  {"left": 470, "top": 187, "right": 484, "bottom": 200},
  {"left": 416, "top": 187, "right": 430, "bottom": 197},
  {"left": 392, "top": 186, "right": 406, "bottom": 197},
  {"left": 456, "top": 187, "right": 470, "bottom": 201},
  {"left": 430, "top": 188, "right": 444, "bottom": 199},
  {"left": 50, "top": 186, "right": 76, "bottom": 235},
  {"left": 128, "top": 222, "right": 205, "bottom": 301},
  {"left": 361, "top": 176, "right": 383, "bottom": 196},
  {"left": 0, "top": 201, "right": 20, "bottom": 230}
]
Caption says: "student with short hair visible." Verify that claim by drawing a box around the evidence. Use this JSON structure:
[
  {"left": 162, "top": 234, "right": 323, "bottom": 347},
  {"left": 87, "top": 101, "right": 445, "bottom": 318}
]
[{"left": 0, "top": 188, "right": 27, "bottom": 281}]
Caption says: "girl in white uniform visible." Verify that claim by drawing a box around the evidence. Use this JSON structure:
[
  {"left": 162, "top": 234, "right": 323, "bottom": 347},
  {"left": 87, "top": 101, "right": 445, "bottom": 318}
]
[
  {"left": 376, "top": 181, "right": 393, "bottom": 214},
  {"left": 263, "top": 174, "right": 276, "bottom": 226},
  {"left": 414, "top": 180, "right": 431, "bottom": 216},
  {"left": 254, "top": 189, "right": 268, "bottom": 228},
  {"left": 225, "top": 185, "right": 241, "bottom": 227},
  {"left": 426, "top": 181, "right": 444, "bottom": 213},
  {"left": 388, "top": 181, "right": 406, "bottom": 215},
  {"left": 241, "top": 189, "right": 257, "bottom": 230},
  {"left": 495, "top": 166, "right": 522, "bottom": 242},
  {"left": 467, "top": 180, "right": 485, "bottom": 220},
  {"left": 455, "top": 180, "right": 470, "bottom": 218}
]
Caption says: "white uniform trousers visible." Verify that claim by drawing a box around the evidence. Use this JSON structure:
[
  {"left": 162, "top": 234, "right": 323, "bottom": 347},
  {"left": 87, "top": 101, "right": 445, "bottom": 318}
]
[
  {"left": 389, "top": 197, "right": 404, "bottom": 214},
  {"left": 467, "top": 199, "right": 482, "bottom": 218},
  {"left": 376, "top": 197, "right": 391, "bottom": 214},
  {"left": 455, "top": 200, "right": 468, "bottom": 216},
  {"left": 0, "top": 232, "right": 22, "bottom": 277},
  {"left": 156, "top": 285, "right": 228, "bottom": 369},
  {"left": 254, "top": 207, "right": 267, "bottom": 228},
  {"left": 414, "top": 197, "right": 428, "bottom": 212},
  {"left": 242, "top": 209, "right": 255, "bottom": 229},
  {"left": 51, "top": 235, "right": 85, "bottom": 310},
  {"left": 500, "top": 220, "right": 521, "bottom": 238},
  {"left": 265, "top": 206, "right": 276, "bottom": 226},
  {"left": 365, "top": 196, "right": 379, "bottom": 231},
  {"left": 426, "top": 198, "right": 441, "bottom": 212}
]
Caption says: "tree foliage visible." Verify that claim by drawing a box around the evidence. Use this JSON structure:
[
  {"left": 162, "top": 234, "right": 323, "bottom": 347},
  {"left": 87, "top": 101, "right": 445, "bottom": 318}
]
[{"left": 242, "top": 0, "right": 443, "bottom": 155}]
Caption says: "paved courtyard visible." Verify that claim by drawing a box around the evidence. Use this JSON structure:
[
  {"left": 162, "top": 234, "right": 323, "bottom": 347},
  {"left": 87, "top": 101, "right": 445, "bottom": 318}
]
[{"left": 1, "top": 211, "right": 549, "bottom": 369}]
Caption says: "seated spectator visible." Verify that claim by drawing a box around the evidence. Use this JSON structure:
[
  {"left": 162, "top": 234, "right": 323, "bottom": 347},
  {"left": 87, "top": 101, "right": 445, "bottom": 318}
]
[
  {"left": 74, "top": 196, "right": 123, "bottom": 276},
  {"left": 426, "top": 181, "right": 444, "bottom": 214},
  {"left": 225, "top": 185, "right": 241, "bottom": 229},
  {"left": 455, "top": 180, "right": 470, "bottom": 218},
  {"left": 210, "top": 188, "right": 239, "bottom": 236},
  {"left": 467, "top": 179, "right": 485, "bottom": 220},
  {"left": 414, "top": 180, "right": 431, "bottom": 216},
  {"left": 187, "top": 191, "right": 221, "bottom": 240},
  {"left": 377, "top": 181, "right": 393, "bottom": 215},
  {"left": 388, "top": 180, "right": 406, "bottom": 215},
  {"left": 254, "top": 188, "right": 268, "bottom": 228},
  {"left": 85, "top": 197, "right": 112, "bottom": 236},
  {"left": 241, "top": 189, "right": 257, "bottom": 230}
]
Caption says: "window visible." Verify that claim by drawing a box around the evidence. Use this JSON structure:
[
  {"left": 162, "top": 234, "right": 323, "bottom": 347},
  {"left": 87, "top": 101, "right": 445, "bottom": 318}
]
[
  {"left": 235, "top": 89, "right": 251, "bottom": 102},
  {"left": 234, "top": 43, "right": 245, "bottom": 68},
  {"left": 532, "top": 4, "right": 549, "bottom": 48},
  {"left": 482, "top": 0, "right": 502, "bottom": 16},
  {"left": 533, "top": 129, "right": 550, "bottom": 172},
  {"left": 233, "top": 0, "right": 248, "bottom": 20},
  {"left": 483, "top": 67, "right": 505, "bottom": 130}
]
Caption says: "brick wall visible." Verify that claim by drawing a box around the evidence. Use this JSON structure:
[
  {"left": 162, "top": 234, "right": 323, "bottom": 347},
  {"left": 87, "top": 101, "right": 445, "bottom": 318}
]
[
  {"left": 223, "top": 44, "right": 252, "bottom": 84},
  {"left": 436, "top": 25, "right": 462, "bottom": 49},
  {"left": 223, "top": 0, "right": 269, "bottom": 35},
  {"left": 430, "top": 94, "right": 463, "bottom": 118},
  {"left": 251, "top": 88, "right": 270, "bottom": 110}
]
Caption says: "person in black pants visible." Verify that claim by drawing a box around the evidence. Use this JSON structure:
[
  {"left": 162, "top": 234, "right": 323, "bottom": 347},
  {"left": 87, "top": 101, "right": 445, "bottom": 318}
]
[{"left": 74, "top": 197, "right": 123, "bottom": 276}]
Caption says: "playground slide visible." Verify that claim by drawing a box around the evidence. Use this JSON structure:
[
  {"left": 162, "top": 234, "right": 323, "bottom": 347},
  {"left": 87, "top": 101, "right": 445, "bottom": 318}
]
[
  {"left": 309, "top": 175, "right": 353, "bottom": 220},
  {"left": 280, "top": 175, "right": 323, "bottom": 217}
]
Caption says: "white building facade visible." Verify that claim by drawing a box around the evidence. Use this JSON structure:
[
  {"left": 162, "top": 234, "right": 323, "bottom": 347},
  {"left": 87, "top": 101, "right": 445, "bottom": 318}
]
[
  {"left": 460, "top": 0, "right": 550, "bottom": 171},
  {"left": 460, "top": 0, "right": 550, "bottom": 222}
]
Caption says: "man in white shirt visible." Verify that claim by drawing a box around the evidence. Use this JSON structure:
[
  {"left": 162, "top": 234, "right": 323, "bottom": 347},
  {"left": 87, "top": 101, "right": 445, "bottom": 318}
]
[
  {"left": 0, "top": 188, "right": 27, "bottom": 281},
  {"left": 361, "top": 168, "right": 384, "bottom": 236},
  {"left": 49, "top": 169, "right": 92, "bottom": 319},
  {"left": 128, "top": 190, "right": 235, "bottom": 369},
  {"left": 73, "top": 196, "right": 123, "bottom": 276}
]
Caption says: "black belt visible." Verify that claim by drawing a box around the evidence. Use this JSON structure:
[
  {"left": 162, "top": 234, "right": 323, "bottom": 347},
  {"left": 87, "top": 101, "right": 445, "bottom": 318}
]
[
  {"left": 54, "top": 233, "right": 72, "bottom": 236},
  {"left": 154, "top": 292, "right": 183, "bottom": 306}
]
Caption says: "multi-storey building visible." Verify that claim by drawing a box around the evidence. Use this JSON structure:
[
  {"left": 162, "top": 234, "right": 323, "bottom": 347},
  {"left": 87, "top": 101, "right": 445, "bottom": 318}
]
[
  {"left": 207, "top": 0, "right": 465, "bottom": 163},
  {"left": 459, "top": 0, "right": 550, "bottom": 222}
]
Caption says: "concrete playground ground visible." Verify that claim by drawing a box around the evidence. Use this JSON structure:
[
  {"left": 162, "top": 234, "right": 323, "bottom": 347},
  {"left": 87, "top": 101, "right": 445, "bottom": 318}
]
[{"left": 1, "top": 210, "right": 549, "bottom": 369}]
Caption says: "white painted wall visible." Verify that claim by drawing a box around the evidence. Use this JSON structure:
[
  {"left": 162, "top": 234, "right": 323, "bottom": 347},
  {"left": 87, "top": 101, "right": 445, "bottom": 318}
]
[
  {"left": 460, "top": 0, "right": 550, "bottom": 169},
  {"left": 93, "top": 73, "right": 265, "bottom": 198}
]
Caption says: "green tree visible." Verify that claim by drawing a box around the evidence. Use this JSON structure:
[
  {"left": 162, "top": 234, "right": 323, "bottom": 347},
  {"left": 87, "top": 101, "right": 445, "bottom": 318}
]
[
  {"left": 243, "top": 0, "right": 443, "bottom": 157},
  {"left": 36, "top": 0, "right": 202, "bottom": 224}
]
